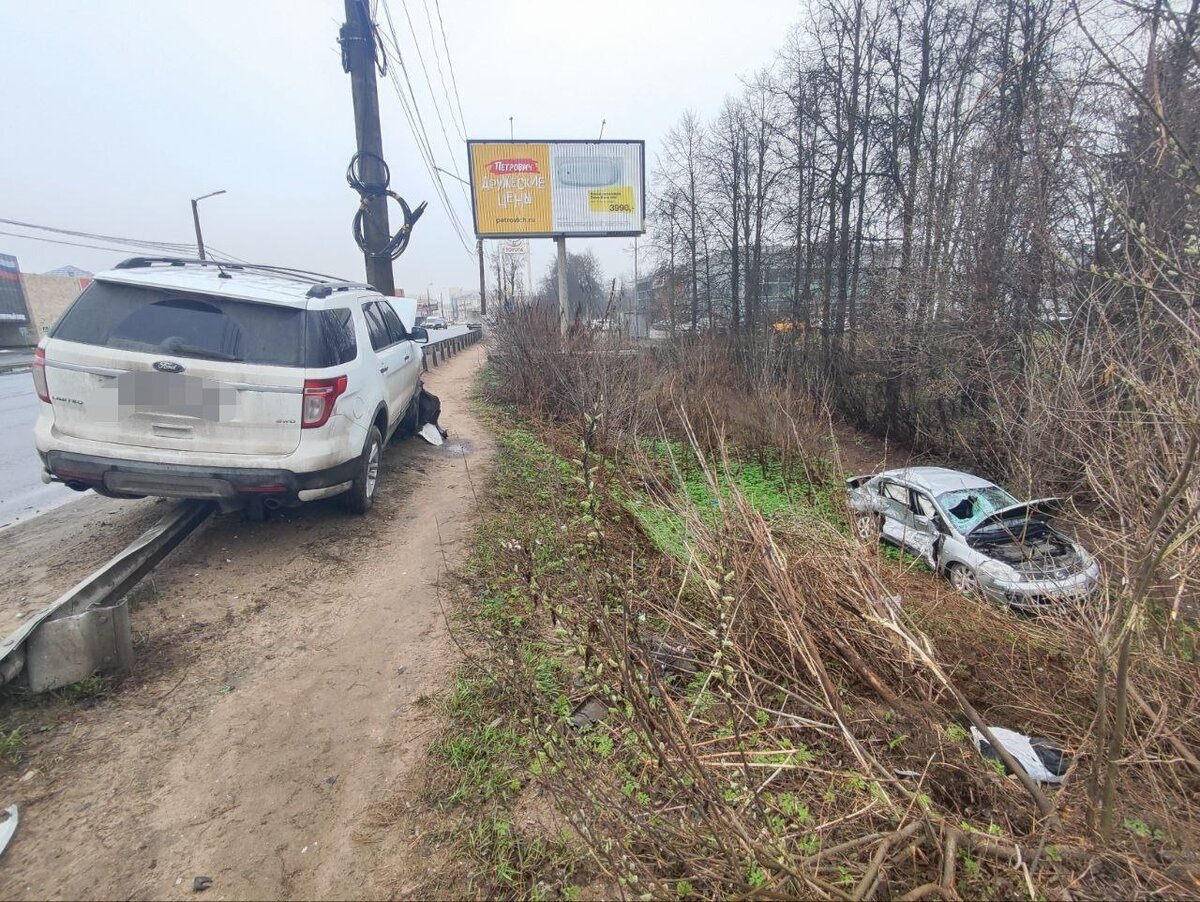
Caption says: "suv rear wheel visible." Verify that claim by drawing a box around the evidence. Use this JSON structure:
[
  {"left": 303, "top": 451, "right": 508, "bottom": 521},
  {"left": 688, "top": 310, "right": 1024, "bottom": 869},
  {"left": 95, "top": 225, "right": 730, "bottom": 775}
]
[{"left": 344, "top": 426, "right": 383, "bottom": 514}]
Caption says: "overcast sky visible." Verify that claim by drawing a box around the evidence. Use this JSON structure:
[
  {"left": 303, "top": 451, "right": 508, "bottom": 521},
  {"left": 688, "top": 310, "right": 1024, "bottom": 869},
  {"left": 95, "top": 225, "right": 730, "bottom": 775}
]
[{"left": 0, "top": 0, "right": 799, "bottom": 301}]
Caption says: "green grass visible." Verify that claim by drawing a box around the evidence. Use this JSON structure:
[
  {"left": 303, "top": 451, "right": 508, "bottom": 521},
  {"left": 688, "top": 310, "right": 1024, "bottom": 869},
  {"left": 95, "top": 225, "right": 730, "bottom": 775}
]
[
  {"left": 0, "top": 727, "right": 23, "bottom": 764},
  {"left": 433, "top": 669, "right": 528, "bottom": 805},
  {"left": 628, "top": 439, "right": 844, "bottom": 558},
  {"left": 422, "top": 394, "right": 594, "bottom": 896},
  {"left": 64, "top": 675, "right": 104, "bottom": 700}
]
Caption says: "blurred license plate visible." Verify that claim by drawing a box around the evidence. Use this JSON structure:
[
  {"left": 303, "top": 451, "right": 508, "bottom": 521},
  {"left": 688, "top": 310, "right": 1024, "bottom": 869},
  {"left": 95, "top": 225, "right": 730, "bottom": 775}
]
[{"left": 117, "top": 372, "right": 235, "bottom": 421}]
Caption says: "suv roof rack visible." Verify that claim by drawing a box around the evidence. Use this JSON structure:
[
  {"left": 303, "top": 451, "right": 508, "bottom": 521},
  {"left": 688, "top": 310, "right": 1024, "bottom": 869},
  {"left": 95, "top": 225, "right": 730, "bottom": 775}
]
[
  {"left": 306, "top": 282, "right": 374, "bottom": 298},
  {"left": 113, "top": 256, "right": 369, "bottom": 291}
]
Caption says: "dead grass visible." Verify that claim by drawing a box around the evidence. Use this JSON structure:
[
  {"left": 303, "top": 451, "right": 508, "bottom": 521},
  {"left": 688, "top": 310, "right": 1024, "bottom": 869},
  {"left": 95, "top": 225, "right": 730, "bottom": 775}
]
[{"left": 431, "top": 317, "right": 1200, "bottom": 899}]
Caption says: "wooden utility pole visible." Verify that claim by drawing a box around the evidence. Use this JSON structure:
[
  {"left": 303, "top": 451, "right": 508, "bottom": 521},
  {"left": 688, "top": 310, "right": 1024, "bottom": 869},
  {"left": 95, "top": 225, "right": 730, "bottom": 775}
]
[{"left": 341, "top": 0, "right": 395, "bottom": 296}]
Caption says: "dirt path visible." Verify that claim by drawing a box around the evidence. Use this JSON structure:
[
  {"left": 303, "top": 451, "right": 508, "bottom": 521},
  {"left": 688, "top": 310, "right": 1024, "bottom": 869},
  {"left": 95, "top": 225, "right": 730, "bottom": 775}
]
[{"left": 0, "top": 344, "right": 492, "bottom": 900}]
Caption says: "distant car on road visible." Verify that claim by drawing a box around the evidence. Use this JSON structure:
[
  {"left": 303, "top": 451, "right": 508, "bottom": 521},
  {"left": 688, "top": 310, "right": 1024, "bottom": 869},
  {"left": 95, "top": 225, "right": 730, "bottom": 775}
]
[
  {"left": 466, "top": 320, "right": 483, "bottom": 330},
  {"left": 32, "top": 256, "right": 432, "bottom": 518},
  {"left": 846, "top": 466, "right": 1099, "bottom": 613},
  {"left": 424, "top": 315, "right": 448, "bottom": 330}
]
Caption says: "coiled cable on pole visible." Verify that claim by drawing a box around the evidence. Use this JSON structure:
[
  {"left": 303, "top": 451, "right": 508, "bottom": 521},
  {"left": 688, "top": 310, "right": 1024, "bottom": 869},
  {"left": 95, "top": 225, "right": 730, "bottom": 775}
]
[
  {"left": 346, "top": 152, "right": 426, "bottom": 261},
  {"left": 353, "top": 191, "right": 426, "bottom": 260}
]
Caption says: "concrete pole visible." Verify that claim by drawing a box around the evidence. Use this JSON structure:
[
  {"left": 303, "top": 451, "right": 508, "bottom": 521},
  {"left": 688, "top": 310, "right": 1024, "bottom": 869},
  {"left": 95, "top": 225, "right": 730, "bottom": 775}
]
[
  {"left": 190, "top": 200, "right": 206, "bottom": 261},
  {"left": 556, "top": 236, "right": 569, "bottom": 336},
  {"left": 477, "top": 239, "right": 487, "bottom": 316},
  {"left": 341, "top": 0, "right": 395, "bottom": 296}
]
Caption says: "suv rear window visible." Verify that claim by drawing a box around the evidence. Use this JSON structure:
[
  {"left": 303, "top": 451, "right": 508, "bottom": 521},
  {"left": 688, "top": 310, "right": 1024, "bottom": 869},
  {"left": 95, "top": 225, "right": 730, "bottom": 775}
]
[{"left": 52, "top": 281, "right": 354, "bottom": 368}]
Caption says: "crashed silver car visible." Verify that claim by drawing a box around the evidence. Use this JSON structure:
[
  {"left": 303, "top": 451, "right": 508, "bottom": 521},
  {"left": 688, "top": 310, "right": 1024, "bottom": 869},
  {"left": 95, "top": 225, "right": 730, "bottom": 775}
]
[{"left": 847, "top": 467, "right": 1099, "bottom": 613}]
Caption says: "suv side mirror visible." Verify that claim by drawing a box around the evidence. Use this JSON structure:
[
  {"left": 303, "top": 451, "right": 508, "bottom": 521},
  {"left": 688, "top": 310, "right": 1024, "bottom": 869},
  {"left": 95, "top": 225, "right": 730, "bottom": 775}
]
[{"left": 409, "top": 326, "right": 429, "bottom": 344}]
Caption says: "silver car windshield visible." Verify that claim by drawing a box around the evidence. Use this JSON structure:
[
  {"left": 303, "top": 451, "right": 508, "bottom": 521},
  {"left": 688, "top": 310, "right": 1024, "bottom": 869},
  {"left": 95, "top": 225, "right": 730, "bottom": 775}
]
[{"left": 936, "top": 486, "right": 1017, "bottom": 532}]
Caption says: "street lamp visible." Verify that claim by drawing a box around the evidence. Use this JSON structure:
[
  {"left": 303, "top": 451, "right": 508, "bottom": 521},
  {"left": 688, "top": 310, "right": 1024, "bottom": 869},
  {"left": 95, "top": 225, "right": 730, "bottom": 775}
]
[{"left": 190, "top": 189, "right": 226, "bottom": 260}]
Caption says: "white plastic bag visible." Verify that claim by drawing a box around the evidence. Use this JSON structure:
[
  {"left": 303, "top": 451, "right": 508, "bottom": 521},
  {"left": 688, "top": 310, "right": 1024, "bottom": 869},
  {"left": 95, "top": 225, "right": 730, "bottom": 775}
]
[{"left": 970, "top": 726, "right": 1068, "bottom": 784}]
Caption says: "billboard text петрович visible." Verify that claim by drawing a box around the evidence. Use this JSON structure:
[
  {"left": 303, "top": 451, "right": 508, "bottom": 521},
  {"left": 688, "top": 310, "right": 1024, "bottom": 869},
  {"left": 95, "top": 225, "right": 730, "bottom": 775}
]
[{"left": 467, "top": 140, "right": 645, "bottom": 239}]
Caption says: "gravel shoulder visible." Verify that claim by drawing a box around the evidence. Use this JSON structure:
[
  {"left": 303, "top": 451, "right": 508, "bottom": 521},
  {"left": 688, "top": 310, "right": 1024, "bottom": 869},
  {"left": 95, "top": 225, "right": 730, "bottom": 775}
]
[{"left": 0, "top": 344, "right": 491, "bottom": 900}]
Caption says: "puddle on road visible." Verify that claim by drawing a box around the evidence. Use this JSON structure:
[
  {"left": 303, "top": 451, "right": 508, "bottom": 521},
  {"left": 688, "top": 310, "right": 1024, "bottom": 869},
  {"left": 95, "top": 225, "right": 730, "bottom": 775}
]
[{"left": 416, "top": 435, "right": 474, "bottom": 457}]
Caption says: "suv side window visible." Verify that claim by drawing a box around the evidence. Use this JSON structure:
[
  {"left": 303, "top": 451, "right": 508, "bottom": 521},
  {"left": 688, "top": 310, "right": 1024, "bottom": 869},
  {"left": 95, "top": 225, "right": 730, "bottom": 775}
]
[
  {"left": 378, "top": 301, "right": 409, "bottom": 345},
  {"left": 878, "top": 481, "right": 910, "bottom": 522},
  {"left": 362, "top": 302, "right": 390, "bottom": 352},
  {"left": 305, "top": 308, "right": 357, "bottom": 367}
]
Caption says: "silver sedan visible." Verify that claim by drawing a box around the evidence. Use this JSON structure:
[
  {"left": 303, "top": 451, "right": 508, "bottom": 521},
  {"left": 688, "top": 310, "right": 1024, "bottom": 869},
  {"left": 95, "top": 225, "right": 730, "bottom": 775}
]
[{"left": 847, "top": 467, "right": 1100, "bottom": 613}]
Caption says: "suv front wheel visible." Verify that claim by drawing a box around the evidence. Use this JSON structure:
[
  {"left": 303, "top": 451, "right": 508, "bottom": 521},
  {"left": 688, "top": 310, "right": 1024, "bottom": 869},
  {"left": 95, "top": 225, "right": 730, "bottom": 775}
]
[{"left": 345, "top": 426, "right": 383, "bottom": 514}]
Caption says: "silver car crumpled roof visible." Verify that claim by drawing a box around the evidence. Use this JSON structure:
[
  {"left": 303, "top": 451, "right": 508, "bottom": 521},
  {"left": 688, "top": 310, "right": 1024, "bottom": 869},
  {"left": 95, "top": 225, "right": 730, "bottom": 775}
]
[{"left": 877, "top": 466, "right": 994, "bottom": 496}]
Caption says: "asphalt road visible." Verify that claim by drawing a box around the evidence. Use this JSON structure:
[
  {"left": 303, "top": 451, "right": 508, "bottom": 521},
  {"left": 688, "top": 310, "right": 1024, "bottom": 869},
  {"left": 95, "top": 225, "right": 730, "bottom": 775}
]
[
  {"left": 426, "top": 323, "right": 474, "bottom": 342},
  {"left": 0, "top": 370, "right": 77, "bottom": 530}
]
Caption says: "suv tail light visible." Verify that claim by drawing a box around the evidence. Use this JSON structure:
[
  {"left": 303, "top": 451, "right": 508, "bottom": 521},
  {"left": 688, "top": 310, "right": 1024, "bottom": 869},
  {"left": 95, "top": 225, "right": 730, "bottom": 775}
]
[
  {"left": 32, "top": 347, "right": 50, "bottom": 402},
  {"left": 301, "top": 375, "right": 348, "bottom": 428}
]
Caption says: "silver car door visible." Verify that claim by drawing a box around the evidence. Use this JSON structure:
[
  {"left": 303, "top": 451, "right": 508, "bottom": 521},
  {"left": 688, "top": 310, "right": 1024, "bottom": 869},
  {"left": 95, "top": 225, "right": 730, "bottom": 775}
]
[
  {"left": 905, "top": 490, "right": 941, "bottom": 564},
  {"left": 877, "top": 481, "right": 911, "bottom": 543}
]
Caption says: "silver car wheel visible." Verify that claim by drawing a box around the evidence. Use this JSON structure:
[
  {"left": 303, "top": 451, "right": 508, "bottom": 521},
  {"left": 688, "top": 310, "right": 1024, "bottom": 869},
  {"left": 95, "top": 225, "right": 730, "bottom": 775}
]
[
  {"left": 855, "top": 513, "right": 879, "bottom": 541},
  {"left": 365, "top": 441, "right": 380, "bottom": 498},
  {"left": 949, "top": 563, "right": 979, "bottom": 596}
]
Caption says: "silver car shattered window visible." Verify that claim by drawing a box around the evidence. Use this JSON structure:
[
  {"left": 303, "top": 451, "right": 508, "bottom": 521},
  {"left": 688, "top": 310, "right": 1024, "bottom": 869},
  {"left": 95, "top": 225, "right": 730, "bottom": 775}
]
[{"left": 937, "top": 486, "right": 1017, "bottom": 532}]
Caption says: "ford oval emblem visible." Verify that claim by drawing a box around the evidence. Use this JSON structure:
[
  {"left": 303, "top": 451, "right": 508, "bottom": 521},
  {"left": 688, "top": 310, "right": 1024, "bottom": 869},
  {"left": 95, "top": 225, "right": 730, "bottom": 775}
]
[{"left": 153, "top": 360, "right": 185, "bottom": 374}]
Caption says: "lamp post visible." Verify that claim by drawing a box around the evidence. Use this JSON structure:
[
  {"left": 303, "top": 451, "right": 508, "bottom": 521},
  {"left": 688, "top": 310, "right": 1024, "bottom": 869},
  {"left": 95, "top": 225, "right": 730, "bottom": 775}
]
[{"left": 190, "top": 189, "right": 226, "bottom": 260}]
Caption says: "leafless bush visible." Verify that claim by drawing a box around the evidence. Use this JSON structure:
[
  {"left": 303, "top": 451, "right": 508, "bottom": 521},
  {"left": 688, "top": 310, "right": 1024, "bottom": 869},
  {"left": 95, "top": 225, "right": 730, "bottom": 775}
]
[
  {"left": 485, "top": 306, "right": 652, "bottom": 448},
  {"left": 485, "top": 404, "right": 1198, "bottom": 897}
]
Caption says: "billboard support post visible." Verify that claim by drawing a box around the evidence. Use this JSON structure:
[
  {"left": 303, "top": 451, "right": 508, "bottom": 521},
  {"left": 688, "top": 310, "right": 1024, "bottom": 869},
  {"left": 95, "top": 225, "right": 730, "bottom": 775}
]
[
  {"left": 477, "top": 240, "right": 487, "bottom": 317},
  {"left": 556, "top": 237, "right": 569, "bottom": 336}
]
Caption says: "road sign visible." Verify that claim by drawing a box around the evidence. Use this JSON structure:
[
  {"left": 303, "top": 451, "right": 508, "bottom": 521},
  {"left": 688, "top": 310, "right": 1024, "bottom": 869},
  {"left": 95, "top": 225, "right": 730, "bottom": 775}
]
[{"left": 467, "top": 140, "right": 645, "bottom": 238}]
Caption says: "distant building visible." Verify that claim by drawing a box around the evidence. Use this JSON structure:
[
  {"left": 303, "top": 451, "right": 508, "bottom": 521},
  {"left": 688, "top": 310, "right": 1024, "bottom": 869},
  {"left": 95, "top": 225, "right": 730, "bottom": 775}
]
[{"left": 44, "top": 264, "right": 93, "bottom": 279}]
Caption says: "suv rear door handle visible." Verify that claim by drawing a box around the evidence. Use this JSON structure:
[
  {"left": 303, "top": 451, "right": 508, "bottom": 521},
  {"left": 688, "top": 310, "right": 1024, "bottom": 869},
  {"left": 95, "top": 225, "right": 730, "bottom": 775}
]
[{"left": 379, "top": 365, "right": 389, "bottom": 374}]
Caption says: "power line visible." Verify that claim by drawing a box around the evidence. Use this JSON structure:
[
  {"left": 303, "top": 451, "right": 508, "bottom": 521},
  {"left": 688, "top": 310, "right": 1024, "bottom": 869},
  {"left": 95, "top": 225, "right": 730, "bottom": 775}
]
[
  {"left": 377, "top": 35, "right": 470, "bottom": 247},
  {"left": 431, "top": 0, "right": 469, "bottom": 139},
  {"left": 2, "top": 227, "right": 259, "bottom": 267},
  {"left": 391, "top": 0, "right": 470, "bottom": 196},
  {"left": 374, "top": 1, "right": 473, "bottom": 253},
  {"left": 0, "top": 218, "right": 195, "bottom": 253},
  {"left": 421, "top": 0, "right": 466, "bottom": 141},
  {"left": 205, "top": 245, "right": 253, "bottom": 264},
  {"left": 0, "top": 218, "right": 261, "bottom": 267},
  {"left": 0, "top": 229, "right": 169, "bottom": 257}
]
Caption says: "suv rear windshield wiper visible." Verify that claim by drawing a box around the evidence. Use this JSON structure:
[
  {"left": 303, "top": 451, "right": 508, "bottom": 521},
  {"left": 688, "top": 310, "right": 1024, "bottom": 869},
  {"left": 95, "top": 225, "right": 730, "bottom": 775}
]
[{"left": 160, "top": 344, "right": 242, "bottom": 362}]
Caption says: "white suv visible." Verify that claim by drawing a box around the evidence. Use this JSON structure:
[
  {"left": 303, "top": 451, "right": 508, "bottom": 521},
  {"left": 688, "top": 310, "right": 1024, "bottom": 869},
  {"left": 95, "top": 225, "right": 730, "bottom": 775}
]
[{"left": 32, "top": 257, "right": 431, "bottom": 516}]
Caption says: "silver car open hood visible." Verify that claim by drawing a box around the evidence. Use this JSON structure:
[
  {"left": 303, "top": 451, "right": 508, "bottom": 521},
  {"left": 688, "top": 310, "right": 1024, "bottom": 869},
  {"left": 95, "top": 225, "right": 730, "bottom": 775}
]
[{"left": 965, "top": 497, "right": 1066, "bottom": 536}]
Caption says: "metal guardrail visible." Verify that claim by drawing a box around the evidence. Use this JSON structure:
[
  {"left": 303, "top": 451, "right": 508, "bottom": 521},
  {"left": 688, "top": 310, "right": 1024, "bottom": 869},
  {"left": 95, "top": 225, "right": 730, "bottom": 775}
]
[
  {"left": 421, "top": 326, "right": 483, "bottom": 371},
  {"left": 0, "top": 329, "right": 483, "bottom": 693},
  {"left": 0, "top": 500, "right": 214, "bottom": 692}
]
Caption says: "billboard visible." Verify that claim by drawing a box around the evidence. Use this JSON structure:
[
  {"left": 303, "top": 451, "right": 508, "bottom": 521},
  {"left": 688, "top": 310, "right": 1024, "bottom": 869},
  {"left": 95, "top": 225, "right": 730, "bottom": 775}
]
[
  {"left": 0, "top": 254, "right": 30, "bottom": 323},
  {"left": 468, "top": 140, "right": 645, "bottom": 238}
]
